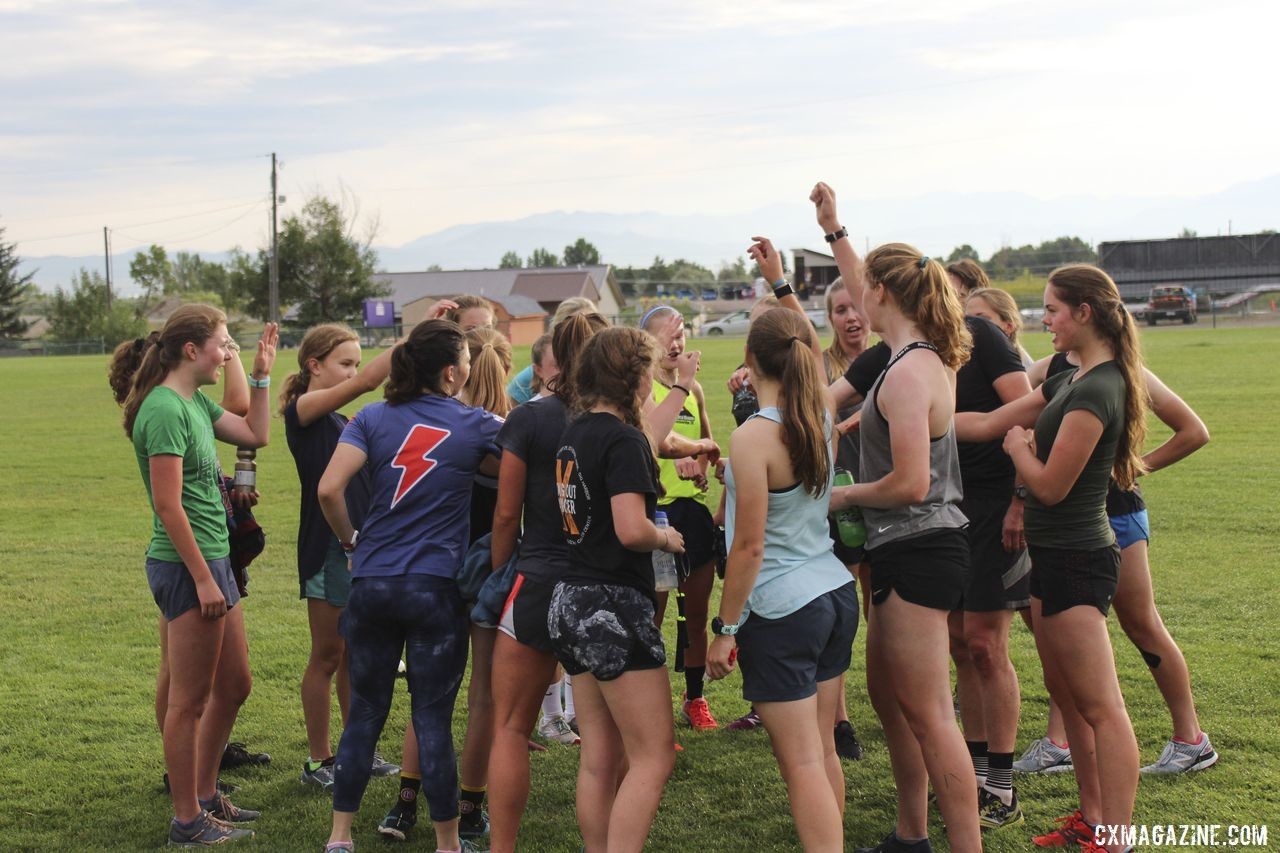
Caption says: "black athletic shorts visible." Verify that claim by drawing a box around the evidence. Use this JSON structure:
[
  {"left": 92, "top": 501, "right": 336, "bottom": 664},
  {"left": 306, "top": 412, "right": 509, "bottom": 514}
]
[
  {"left": 1028, "top": 543, "right": 1121, "bottom": 618},
  {"left": 547, "top": 581, "right": 666, "bottom": 681},
  {"left": 498, "top": 573, "right": 555, "bottom": 653},
  {"left": 736, "top": 581, "right": 860, "bottom": 703},
  {"left": 827, "top": 516, "right": 867, "bottom": 566},
  {"left": 961, "top": 496, "right": 1031, "bottom": 612},
  {"left": 867, "top": 527, "right": 969, "bottom": 612},
  {"left": 661, "top": 497, "right": 718, "bottom": 578}
]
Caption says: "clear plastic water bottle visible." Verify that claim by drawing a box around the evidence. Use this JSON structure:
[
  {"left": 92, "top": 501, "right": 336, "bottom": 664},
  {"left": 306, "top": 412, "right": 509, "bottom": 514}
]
[
  {"left": 653, "top": 511, "right": 680, "bottom": 592},
  {"left": 832, "top": 468, "right": 867, "bottom": 548}
]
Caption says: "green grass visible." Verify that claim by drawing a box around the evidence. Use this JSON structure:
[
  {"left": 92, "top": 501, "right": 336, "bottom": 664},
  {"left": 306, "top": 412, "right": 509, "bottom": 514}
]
[{"left": 2, "top": 324, "right": 1278, "bottom": 850}]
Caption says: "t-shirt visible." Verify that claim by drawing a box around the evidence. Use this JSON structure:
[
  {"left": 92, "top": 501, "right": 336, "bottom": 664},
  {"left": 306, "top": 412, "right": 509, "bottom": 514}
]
[
  {"left": 132, "top": 387, "right": 228, "bottom": 562},
  {"left": 555, "top": 412, "right": 660, "bottom": 601},
  {"left": 496, "top": 395, "right": 570, "bottom": 582},
  {"left": 339, "top": 395, "right": 502, "bottom": 579},
  {"left": 1024, "top": 362, "right": 1127, "bottom": 550},
  {"left": 845, "top": 317, "right": 1025, "bottom": 497},
  {"left": 653, "top": 382, "right": 709, "bottom": 506},
  {"left": 284, "top": 399, "right": 372, "bottom": 578}
]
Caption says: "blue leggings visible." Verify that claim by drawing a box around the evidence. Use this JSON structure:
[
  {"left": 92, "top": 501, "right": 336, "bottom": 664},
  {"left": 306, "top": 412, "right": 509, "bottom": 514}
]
[{"left": 332, "top": 575, "right": 469, "bottom": 820}]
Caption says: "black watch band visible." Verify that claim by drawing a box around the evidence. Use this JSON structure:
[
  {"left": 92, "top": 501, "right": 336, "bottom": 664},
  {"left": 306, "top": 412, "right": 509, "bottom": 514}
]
[
  {"left": 711, "top": 616, "right": 739, "bottom": 637},
  {"left": 1013, "top": 485, "right": 1029, "bottom": 500},
  {"left": 771, "top": 280, "right": 795, "bottom": 299},
  {"left": 824, "top": 226, "right": 848, "bottom": 244}
]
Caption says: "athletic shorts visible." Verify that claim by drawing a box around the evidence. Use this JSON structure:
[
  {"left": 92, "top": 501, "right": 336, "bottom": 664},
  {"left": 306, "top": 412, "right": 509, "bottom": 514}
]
[
  {"left": 498, "top": 573, "right": 555, "bottom": 653},
  {"left": 960, "top": 496, "right": 1031, "bottom": 612},
  {"left": 867, "top": 527, "right": 969, "bottom": 612},
  {"left": 1028, "top": 544, "right": 1121, "bottom": 617},
  {"left": 736, "top": 581, "right": 860, "bottom": 703},
  {"left": 146, "top": 555, "right": 240, "bottom": 621},
  {"left": 827, "top": 516, "right": 867, "bottom": 566},
  {"left": 1109, "top": 509, "right": 1150, "bottom": 550},
  {"left": 547, "top": 582, "right": 666, "bottom": 681},
  {"left": 660, "top": 497, "right": 718, "bottom": 577},
  {"left": 302, "top": 540, "right": 352, "bottom": 607}
]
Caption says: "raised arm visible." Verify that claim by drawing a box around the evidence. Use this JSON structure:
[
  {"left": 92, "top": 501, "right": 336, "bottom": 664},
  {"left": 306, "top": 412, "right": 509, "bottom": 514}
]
[
  {"left": 1142, "top": 368, "right": 1209, "bottom": 473},
  {"left": 747, "top": 236, "right": 822, "bottom": 364},
  {"left": 810, "top": 182, "right": 865, "bottom": 306},
  {"left": 644, "top": 349, "right": 700, "bottom": 444},
  {"left": 220, "top": 340, "right": 250, "bottom": 416},
  {"left": 213, "top": 323, "right": 279, "bottom": 449},
  {"left": 295, "top": 344, "right": 395, "bottom": 427}
]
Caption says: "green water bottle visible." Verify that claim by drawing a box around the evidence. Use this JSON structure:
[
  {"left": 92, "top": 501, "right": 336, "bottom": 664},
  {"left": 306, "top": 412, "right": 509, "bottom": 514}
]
[{"left": 832, "top": 468, "right": 867, "bottom": 548}]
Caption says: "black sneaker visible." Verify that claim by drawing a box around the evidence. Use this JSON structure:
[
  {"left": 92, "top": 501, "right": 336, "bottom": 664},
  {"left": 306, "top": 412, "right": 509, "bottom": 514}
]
[
  {"left": 835, "top": 720, "right": 864, "bottom": 761},
  {"left": 459, "top": 806, "right": 490, "bottom": 839},
  {"left": 199, "top": 792, "right": 260, "bottom": 823},
  {"left": 221, "top": 742, "right": 271, "bottom": 770},
  {"left": 854, "top": 830, "right": 934, "bottom": 853},
  {"left": 168, "top": 810, "right": 253, "bottom": 847},
  {"left": 376, "top": 799, "right": 417, "bottom": 842}
]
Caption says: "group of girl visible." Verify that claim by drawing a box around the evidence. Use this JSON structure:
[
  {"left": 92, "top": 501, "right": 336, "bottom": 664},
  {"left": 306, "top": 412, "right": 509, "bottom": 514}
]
[{"left": 116, "top": 178, "right": 1206, "bottom": 853}]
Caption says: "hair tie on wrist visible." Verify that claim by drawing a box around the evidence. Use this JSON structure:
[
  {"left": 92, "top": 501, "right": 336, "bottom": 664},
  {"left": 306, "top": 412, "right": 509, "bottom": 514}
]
[
  {"left": 918, "top": 256, "right": 930, "bottom": 269},
  {"left": 671, "top": 383, "right": 691, "bottom": 396}
]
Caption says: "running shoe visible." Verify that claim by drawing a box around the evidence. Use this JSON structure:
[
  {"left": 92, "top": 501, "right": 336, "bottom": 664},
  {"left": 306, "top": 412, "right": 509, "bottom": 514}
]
[
  {"left": 537, "top": 713, "right": 582, "bottom": 745},
  {"left": 680, "top": 693, "right": 719, "bottom": 731},
  {"left": 376, "top": 800, "right": 417, "bottom": 842},
  {"left": 168, "top": 810, "right": 254, "bottom": 847},
  {"left": 1140, "top": 733, "right": 1219, "bottom": 774},
  {"left": 460, "top": 842, "right": 487, "bottom": 853},
  {"left": 459, "top": 806, "right": 490, "bottom": 839},
  {"left": 199, "top": 792, "right": 260, "bottom": 823},
  {"left": 371, "top": 751, "right": 401, "bottom": 777},
  {"left": 977, "top": 787, "right": 1024, "bottom": 831},
  {"left": 726, "top": 708, "right": 763, "bottom": 731},
  {"left": 301, "top": 759, "right": 336, "bottom": 792},
  {"left": 567, "top": 715, "right": 579, "bottom": 735},
  {"left": 835, "top": 720, "right": 864, "bottom": 761},
  {"left": 396, "top": 659, "right": 407, "bottom": 678},
  {"left": 1014, "top": 737, "right": 1074, "bottom": 774},
  {"left": 853, "top": 830, "right": 935, "bottom": 852},
  {"left": 324, "top": 843, "right": 354, "bottom": 852},
  {"left": 220, "top": 741, "right": 270, "bottom": 769},
  {"left": 1033, "top": 810, "right": 1095, "bottom": 847}
]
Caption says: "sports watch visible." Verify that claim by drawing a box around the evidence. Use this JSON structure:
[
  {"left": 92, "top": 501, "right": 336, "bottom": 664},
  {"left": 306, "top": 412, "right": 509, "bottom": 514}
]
[
  {"left": 711, "top": 616, "right": 739, "bottom": 637},
  {"left": 1012, "top": 485, "right": 1029, "bottom": 500}
]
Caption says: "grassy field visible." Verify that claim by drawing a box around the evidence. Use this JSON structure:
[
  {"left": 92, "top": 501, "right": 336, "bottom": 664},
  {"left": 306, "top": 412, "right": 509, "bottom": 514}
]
[{"left": 1, "top": 323, "right": 1278, "bottom": 851}]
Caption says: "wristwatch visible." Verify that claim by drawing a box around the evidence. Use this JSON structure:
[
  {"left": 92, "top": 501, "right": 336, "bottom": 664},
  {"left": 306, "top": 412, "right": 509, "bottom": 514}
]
[
  {"left": 711, "top": 616, "right": 739, "bottom": 637},
  {"left": 341, "top": 530, "right": 359, "bottom": 553},
  {"left": 1012, "top": 485, "right": 1029, "bottom": 501},
  {"left": 824, "top": 226, "right": 848, "bottom": 244}
]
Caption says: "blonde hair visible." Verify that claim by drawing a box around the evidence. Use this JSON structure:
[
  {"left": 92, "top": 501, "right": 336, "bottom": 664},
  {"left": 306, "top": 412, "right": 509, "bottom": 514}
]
[
  {"left": 462, "top": 326, "right": 513, "bottom": 417},
  {"left": 1046, "top": 264, "right": 1148, "bottom": 490},
  {"left": 822, "top": 277, "right": 854, "bottom": 380},
  {"left": 865, "top": 243, "right": 972, "bottom": 371},
  {"left": 114, "top": 304, "right": 226, "bottom": 437},
  {"left": 279, "top": 323, "right": 360, "bottom": 415},
  {"left": 549, "top": 312, "right": 610, "bottom": 410},
  {"left": 966, "top": 288, "right": 1023, "bottom": 347},
  {"left": 552, "top": 296, "right": 600, "bottom": 328},
  {"left": 446, "top": 294, "right": 495, "bottom": 328},
  {"left": 529, "top": 333, "right": 553, "bottom": 395}
]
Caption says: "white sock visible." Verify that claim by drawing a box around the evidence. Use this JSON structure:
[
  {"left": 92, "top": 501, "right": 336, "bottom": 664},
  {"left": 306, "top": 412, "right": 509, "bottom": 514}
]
[
  {"left": 541, "top": 678, "right": 563, "bottom": 719},
  {"left": 563, "top": 674, "right": 575, "bottom": 719}
]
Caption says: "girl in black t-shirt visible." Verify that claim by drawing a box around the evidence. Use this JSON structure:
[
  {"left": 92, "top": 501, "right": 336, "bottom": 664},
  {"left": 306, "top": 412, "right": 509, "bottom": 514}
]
[{"left": 547, "top": 326, "right": 685, "bottom": 853}]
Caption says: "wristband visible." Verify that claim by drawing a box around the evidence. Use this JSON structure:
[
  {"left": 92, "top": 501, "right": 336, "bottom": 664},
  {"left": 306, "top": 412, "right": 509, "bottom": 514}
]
[
  {"left": 671, "top": 383, "right": 691, "bottom": 397},
  {"left": 772, "top": 280, "right": 795, "bottom": 299},
  {"left": 248, "top": 375, "right": 271, "bottom": 389},
  {"left": 341, "top": 530, "right": 359, "bottom": 553},
  {"left": 824, "top": 226, "right": 848, "bottom": 244}
]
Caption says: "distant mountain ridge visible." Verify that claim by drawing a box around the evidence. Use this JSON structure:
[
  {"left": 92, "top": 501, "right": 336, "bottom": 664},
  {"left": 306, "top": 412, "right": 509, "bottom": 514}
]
[{"left": 22, "top": 176, "right": 1279, "bottom": 295}]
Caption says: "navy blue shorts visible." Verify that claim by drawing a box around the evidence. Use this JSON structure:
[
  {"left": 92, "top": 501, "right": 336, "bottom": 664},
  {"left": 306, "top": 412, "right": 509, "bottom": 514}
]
[{"left": 146, "top": 555, "right": 240, "bottom": 621}]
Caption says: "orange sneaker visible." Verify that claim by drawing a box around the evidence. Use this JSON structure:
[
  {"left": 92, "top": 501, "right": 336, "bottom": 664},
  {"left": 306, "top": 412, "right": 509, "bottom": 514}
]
[
  {"left": 1033, "top": 810, "right": 1094, "bottom": 847},
  {"left": 680, "top": 693, "right": 719, "bottom": 731}
]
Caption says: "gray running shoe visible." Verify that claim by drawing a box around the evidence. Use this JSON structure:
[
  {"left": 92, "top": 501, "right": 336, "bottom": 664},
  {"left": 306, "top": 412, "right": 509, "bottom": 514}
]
[
  {"left": 199, "top": 792, "right": 259, "bottom": 823},
  {"left": 1013, "top": 737, "right": 1073, "bottom": 774},
  {"left": 371, "top": 751, "right": 401, "bottom": 777},
  {"left": 302, "top": 759, "right": 336, "bottom": 792},
  {"left": 168, "top": 810, "right": 254, "bottom": 847},
  {"left": 1141, "top": 733, "right": 1218, "bottom": 774},
  {"left": 537, "top": 714, "right": 581, "bottom": 745}
]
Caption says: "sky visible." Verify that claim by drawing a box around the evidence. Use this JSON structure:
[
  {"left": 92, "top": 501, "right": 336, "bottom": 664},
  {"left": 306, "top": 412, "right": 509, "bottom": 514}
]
[{"left": 2, "top": 0, "right": 1277, "bottom": 265}]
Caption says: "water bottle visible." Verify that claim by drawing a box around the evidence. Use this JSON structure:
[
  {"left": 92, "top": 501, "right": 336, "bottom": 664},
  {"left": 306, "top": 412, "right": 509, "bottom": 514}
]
[
  {"left": 233, "top": 447, "right": 257, "bottom": 498},
  {"left": 832, "top": 468, "right": 866, "bottom": 548},
  {"left": 653, "top": 511, "right": 680, "bottom": 592}
]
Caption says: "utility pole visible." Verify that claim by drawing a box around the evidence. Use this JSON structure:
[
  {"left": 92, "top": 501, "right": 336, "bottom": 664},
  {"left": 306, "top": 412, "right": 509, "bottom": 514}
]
[
  {"left": 269, "top": 152, "right": 280, "bottom": 324},
  {"left": 103, "top": 226, "right": 113, "bottom": 309}
]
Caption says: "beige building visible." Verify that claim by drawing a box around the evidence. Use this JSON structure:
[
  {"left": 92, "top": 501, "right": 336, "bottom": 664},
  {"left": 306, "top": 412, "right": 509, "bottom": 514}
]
[{"left": 401, "top": 293, "right": 546, "bottom": 346}]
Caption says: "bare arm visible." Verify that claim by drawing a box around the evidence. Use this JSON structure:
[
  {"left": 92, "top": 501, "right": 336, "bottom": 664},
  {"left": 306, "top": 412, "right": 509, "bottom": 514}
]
[
  {"left": 748, "top": 236, "right": 823, "bottom": 364},
  {"left": 212, "top": 324, "right": 279, "bottom": 449},
  {"left": 612, "top": 492, "right": 683, "bottom": 554},
  {"left": 1004, "top": 411, "right": 1103, "bottom": 506},
  {"left": 491, "top": 451, "right": 525, "bottom": 571},
  {"left": 296, "top": 345, "right": 395, "bottom": 427},
  {"left": 220, "top": 343, "right": 250, "bottom": 416},
  {"left": 644, "top": 351, "right": 701, "bottom": 444},
  {"left": 150, "top": 455, "right": 226, "bottom": 619},
  {"left": 1026, "top": 353, "right": 1054, "bottom": 389},
  {"left": 1142, "top": 368, "right": 1209, "bottom": 473},
  {"left": 809, "top": 182, "right": 865, "bottom": 307},
  {"left": 318, "top": 442, "right": 367, "bottom": 545},
  {"left": 954, "top": 386, "right": 1048, "bottom": 443}
]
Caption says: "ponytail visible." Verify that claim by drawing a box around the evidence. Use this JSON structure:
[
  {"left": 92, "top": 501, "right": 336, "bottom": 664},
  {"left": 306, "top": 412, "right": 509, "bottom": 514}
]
[
  {"left": 865, "top": 244, "right": 971, "bottom": 371},
  {"left": 119, "top": 304, "right": 225, "bottom": 437},
  {"left": 549, "top": 311, "right": 610, "bottom": 409},
  {"left": 109, "top": 332, "right": 160, "bottom": 406},
  {"left": 462, "top": 326, "right": 513, "bottom": 417}
]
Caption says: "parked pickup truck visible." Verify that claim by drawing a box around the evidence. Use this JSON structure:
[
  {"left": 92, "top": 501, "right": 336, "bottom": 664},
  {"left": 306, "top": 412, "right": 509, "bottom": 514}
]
[{"left": 1146, "top": 285, "right": 1197, "bottom": 325}]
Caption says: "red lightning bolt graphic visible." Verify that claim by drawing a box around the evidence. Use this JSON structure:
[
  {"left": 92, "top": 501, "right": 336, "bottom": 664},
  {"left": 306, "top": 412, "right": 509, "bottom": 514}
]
[{"left": 390, "top": 424, "right": 451, "bottom": 509}]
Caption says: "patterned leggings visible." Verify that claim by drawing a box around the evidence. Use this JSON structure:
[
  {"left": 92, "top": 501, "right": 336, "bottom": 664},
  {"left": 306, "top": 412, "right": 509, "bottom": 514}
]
[{"left": 332, "top": 575, "right": 469, "bottom": 820}]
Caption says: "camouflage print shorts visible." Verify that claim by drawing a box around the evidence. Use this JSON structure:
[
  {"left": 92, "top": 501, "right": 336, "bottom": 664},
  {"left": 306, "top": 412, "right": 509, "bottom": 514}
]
[{"left": 547, "top": 581, "right": 666, "bottom": 682}]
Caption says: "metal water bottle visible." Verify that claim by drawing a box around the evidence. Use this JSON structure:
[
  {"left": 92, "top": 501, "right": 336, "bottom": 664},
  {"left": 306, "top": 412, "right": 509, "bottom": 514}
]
[
  {"left": 832, "top": 468, "right": 866, "bottom": 548},
  {"left": 233, "top": 447, "right": 257, "bottom": 498},
  {"left": 653, "top": 511, "right": 680, "bottom": 592}
]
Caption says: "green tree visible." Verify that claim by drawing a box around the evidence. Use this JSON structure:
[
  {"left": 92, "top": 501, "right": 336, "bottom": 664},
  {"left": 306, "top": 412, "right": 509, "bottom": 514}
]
[
  {"left": 946, "top": 244, "right": 980, "bottom": 263},
  {"left": 47, "top": 268, "right": 146, "bottom": 344},
  {"left": 129, "top": 245, "right": 176, "bottom": 317},
  {"left": 498, "top": 251, "right": 523, "bottom": 269},
  {"left": 717, "top": 257, "right": 748, "bottom": 282},
  {"left": 562, "top": 238, "right": 600, "bottom": 266},
  {"left": 0, "top": 225, "right": 34, "bottom": 337},
  {"left": 1178, "top": 227, "right": 1198, "bottom": 239},
  {"left": 527, "top": 248, "right": 560, "bottom": 268}
]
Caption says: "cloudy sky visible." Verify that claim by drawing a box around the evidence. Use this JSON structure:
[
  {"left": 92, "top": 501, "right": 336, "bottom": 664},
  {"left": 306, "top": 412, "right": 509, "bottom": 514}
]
[{"left": 2, "top": 0, "right": 1276, "bottom": 262}]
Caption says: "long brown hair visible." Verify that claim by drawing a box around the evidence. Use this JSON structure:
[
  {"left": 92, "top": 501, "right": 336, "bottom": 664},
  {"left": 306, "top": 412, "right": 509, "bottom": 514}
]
[
  {"left": 966, "top": 288, "right": 1023, "bottom": 347},
  {"left": 571, "top": 326, "right": 657, "bottom": 432},
  {"left": 278, "top": 323, "right": 360, "bottom": 415},
  {"left": 1046, "top": 264, "right": 1148, "bottom": 490},
  {"left": 114, "top": 304, "right": 226, "bottom": 437},
  {"left": 946, "top": 258, "right": 990, "bottom": 295},
  {"left": 747, "top": 308, "right": 831, "bottom": 497},
  {"left": 549, "top": 311, "right": 609, "bottom": 410},
  {"left": 384, "top": 320, "right": 466, "bottom": 404},
  {"left": 865, "top": 243, "right": 972, "bottom": 371},
  {"left": 462, "top": 326, "right": 513, "bottom": 417},
  {"left": 446, "top": 294, "right": 495, "bottom": 328},
  {"left": 109, "top": 331, "right": 161, "bottom": 405}
]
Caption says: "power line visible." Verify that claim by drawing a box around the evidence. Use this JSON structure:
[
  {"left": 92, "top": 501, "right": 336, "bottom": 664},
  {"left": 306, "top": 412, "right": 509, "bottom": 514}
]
[
  {"left": 0, "top": 151, "right": 270, "bottom": 179},
  {"left": 13, "top": 199, "right": 265, "bottom": 246}
]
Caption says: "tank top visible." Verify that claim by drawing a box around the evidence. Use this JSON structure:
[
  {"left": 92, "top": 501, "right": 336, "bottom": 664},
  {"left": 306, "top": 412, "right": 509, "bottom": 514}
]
[
  {"left": 724, "top": 407, "right": 851, "bottom": 620},
  {"left": 860, "top": 342, "right": 967, "bottom": 549},
  {"left": 653, "top": 381, "right": 710, "bottom": 506}
]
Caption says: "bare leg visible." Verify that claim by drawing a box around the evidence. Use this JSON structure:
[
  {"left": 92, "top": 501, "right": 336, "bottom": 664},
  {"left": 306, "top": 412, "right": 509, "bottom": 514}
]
[
  {"left": 571, "top": 672, "right": 625, "bottom": 852},
  {"left": 157, "top": 615, "right": 169, "bottom": 733},
  {"left": 302, "top": 599, "right": 345, "bottom": 759},
  {"left": 164, "top": 609, "right": 225, "bottom": 822},
  {"left": 197, "top": 606, "right": 252, "bottom": 801},
  {"left": 965, "top": 609, "right": 1020, "bottom": 755},
  {"left": 950, "top": 609, "right": 985, "bottom": 745},
  {"left": 757, "top": 691, "right": 843, "bottom": 852},
  {"left": 459, "top": 625, "right": 496, "bottom": 790}
]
